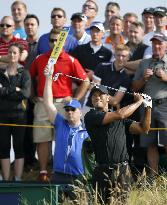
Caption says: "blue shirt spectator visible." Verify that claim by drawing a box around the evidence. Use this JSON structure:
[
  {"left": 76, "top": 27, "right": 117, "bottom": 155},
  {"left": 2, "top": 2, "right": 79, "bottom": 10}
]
[
  {"left": 37, "top": 32, "right": 78, "bottom": 55},
  {"left": 54, "top": 113, "right": 88, "bottom": 176}
]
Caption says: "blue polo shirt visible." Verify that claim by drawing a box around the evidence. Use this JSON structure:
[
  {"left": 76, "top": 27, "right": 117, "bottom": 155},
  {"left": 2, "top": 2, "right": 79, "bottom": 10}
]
[
  {"left": 53, "top": 113, "right": 89, "bottom": 176},
  {"left": 37, "top": 32, "right": 78, "bottom": 55}
]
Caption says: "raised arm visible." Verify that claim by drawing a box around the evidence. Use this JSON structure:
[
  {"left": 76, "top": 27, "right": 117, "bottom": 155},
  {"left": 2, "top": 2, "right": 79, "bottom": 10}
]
[
  {"left": 43, "top": 65, "right": 57, "bottom": 123},
  {"left": 102, "top": 93, "right": 143, "bottom": 125},
  {"left": 129, "top": 95, "right": 152, "bottom": 134}
]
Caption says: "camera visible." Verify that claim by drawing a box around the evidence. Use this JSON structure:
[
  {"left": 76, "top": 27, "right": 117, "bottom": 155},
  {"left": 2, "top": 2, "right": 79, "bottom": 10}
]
[{"left": 149, "top": 59, "right": 165, "bottom": 77}]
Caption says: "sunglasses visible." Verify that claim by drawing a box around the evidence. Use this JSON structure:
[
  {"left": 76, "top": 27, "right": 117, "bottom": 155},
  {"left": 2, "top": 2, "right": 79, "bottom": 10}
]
[
  {"left": 49, "top": 38, "right": 58, "bottom": 43},
  {"left": 51, "top": 14, "right": 63, "bottom": 19},
  {"left": 65, "top": 107, "right": 76, "bottom": 112},
  {"left": 0, "top": 24, "right": 13, "bottom": 28},
  {"left": 83, "top": 4, "right": 96, "bottom": 10}
]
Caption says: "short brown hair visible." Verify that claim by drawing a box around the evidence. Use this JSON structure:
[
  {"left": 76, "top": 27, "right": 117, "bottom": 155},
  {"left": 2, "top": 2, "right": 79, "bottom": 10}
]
[
  {"left": 115, "top": 44, "right": 130, "bottom": 53},
  {"left": 123, "top": 12, "right": 138, "bottom": 21},
  {"left": 51, "top": 7, "right": 66, "bottom": 18},
  {"left": 84, "top": 0, "right": 98, "bottom": 12},
  {"left": 131, "top": 21, "right": 144, "bottom": 30},
  {"left": 11, "top": 1, "right": 27, "bottom": 11},
  {"left": 8, "top": 42, "right": 24, "bottom": 53},
  {"left": 106, "top": 2, "right": 120, "bottom": 10},
  {"left": 109, "top": 15, "right": 123, "bottom": 24}
]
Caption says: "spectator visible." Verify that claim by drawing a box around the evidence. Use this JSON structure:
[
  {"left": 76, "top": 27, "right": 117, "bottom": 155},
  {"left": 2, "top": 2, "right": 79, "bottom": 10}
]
[
  {"left": 71, "top": 21, "right": 112, "bottom": 80},
  {"left": 124, "top": 21, "right": 152, "bottom": 73},
  {"left": 0, "top": 43, "right": 31, "bottom": 181},
  {"left": 82, "top": 0, "right": 98, "bottom": 33},
  {"left": 103, "top": 15, "right": 125, "bottom": 61},
  {"left": 92, "top": 44, "right": 131, "bottom": 109},
  {"left": 30, "top": 29, "right": 90, "bottom": 181},
  {"left": 11, "top": 0, "right": 27, "bottom": 39},
  {"left": 142, "top": 8, "right": 155, "bottom": 34},
  {"left": 0, "top": 16, "right": 28, "bottom": 66},
  {"left": 84, "top": 85, "right": 151, "bottom": 204},
  {"left": 123, "top": 12, "right": 138, "bottom": 42},
  {"left": 124, "top": 21, "right": 152, "bottom": 170},
  {"left": 43, "top": 65, "right": 89, "bottom": 202},
  {"left": 23, "top": 14, "right": 40, "bottom": 170},
  {"left": 37, "top": 7, "right": 77, "bottom": 54},
  {"left": 70, "top": 13, "right": 91, "bottom": 45},
  {"left": 132, "top": 33, "right": 167, "bottom": 177},
  {"left": 143, "top": 6, "right": 167, "bottom": 47},
  {"left": 103, "top": 1, "right": 121, "bottom": 31},
  {"left": 24, "top": 14, "right": 39, "bottom": 70}
]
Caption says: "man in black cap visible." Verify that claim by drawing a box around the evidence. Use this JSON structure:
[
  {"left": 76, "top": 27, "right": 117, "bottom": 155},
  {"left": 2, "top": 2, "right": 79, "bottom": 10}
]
[
  {"left": 70, "top": 12, "right": 91, "bottom": 45},
  {"left": 84, "top": 85, "right": 151, "bottom": 203},
  {"left": 142, "top": 7, "right": 155, "bottom": 34},
  {"left": 143, "top": 6, "right": 167, "bottom": 46},
  {"left": 132, "top": 32, "right": 167, "bottom": 177}
]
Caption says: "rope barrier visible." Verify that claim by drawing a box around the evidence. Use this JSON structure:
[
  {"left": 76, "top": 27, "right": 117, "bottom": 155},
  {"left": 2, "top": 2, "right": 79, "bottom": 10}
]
[
  {"left": 0, "top": 123, "right": 166, "bottom": 131},
  {"left": 0, "top": 123, "right": 53, "bottom": 128}
]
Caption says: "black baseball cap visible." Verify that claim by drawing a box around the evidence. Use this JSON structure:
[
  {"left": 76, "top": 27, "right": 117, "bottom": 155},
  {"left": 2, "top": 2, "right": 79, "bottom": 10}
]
[
  {"left": 150, "top": 33, "right": 167, "bottom": 42},
  {"left": 154, "top": 7, "right": 167, "bottom": 17},
  {"left": 71, "top": 12, "right": 87, "bottom": 21},
  {"left": 90, "top": 85, "right": 109, "bottom": 96},
  {"left": 142, "top": 7, "right": 154, "bottom": 15}
]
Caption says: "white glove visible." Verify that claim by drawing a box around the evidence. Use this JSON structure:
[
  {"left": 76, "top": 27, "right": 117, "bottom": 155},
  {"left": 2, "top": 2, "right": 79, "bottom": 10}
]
[{"left": 142, "top": 94, "right": 152, "bottom": 108}]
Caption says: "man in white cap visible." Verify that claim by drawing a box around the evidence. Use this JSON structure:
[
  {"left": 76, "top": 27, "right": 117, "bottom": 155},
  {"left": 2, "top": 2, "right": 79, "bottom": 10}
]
[
  {"left": 70, "top": 12, "right": 91, "bottom": 45},
  {"left": 71, "top": 21, "right": 112, "bottom": 80}
]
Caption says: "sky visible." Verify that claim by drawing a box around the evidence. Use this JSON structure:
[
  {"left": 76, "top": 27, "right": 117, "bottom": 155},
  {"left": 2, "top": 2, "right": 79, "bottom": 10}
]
[{"left": 0, "top": 0, "right": 167, "bottom": 36}]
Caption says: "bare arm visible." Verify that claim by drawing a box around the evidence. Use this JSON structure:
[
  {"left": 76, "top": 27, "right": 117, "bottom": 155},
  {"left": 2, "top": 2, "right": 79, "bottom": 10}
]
[
  {"left": 132, "top": 78, "right": 146, "bottom": 91},
  {"left": 43, "top": 66, "right": 57, "bottom": 124},
  {"left": 132, "top": 68, "right": 153, "bottom": 91},
  {"left": 74, "top": 77, "right": 90, "bottom": 100},
  {"left": 102, "top": 93, "right": 143, "bottom": 125},
  {"left": 109, "top": 91, "right": 125, "bottom": 109},
  {"left": 124, "top": 60, "right": 142, "bottom": 72},
  {"left": 129, "top": 107, "right": 151, "bottom": 134}
]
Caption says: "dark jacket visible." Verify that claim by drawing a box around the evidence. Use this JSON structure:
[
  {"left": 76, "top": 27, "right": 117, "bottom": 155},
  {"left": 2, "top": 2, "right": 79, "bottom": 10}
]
[
  {"left": 70, "top": 42, "right": 112, "bottom": 71},
  {"left": 0, "top": 66, "right": 31, "bottom": 114},
  {"left": 126, "top": 42, "right": 149, "bottom": 61}
]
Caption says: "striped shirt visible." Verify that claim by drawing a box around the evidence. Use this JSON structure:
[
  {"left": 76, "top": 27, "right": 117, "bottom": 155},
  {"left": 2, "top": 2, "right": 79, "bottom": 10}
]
[{"left": 0, "top": 36, "right": 28, "bottom": 56}]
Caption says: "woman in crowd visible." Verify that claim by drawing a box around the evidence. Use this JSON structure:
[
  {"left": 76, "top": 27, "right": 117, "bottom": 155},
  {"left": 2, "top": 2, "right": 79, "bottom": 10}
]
[{"left": 0, "top": 43, "right": 31, "bottom": 181}]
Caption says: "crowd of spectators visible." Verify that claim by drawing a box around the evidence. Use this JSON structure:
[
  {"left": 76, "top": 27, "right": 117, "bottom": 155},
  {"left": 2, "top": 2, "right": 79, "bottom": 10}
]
[{"left": 0, "top": 0, "right": 167, "bottom": 203}]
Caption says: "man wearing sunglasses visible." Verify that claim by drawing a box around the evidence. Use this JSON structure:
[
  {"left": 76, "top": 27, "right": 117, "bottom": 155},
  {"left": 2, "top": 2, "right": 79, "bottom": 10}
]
[
  {"left": 0, "top": 16, "right": 28, "bottom": 66},
  {"left": 37, "top": 7, "right": 77, "bottom": 55},
  {"left": 43, "top": 65, "right": 89, "bottom": 202},
  {"left": 82, "top": 0, "right": 98, "bottom": 33},
  {"left": 30, "top": 29, "right": 89, "bottom": 182}
]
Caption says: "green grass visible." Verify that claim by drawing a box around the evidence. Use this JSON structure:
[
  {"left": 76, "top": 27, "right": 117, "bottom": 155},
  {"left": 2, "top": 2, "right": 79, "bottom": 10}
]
[{"left": 20, "top": 167, "right": 167, "bottom": 205}]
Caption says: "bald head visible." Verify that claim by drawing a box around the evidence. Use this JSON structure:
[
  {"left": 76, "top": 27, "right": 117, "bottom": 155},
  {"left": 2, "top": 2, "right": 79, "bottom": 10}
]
[
  {"left": 0, "top": 16, "right": 15, "bottom": 38},
  {"left": 1, "top": 16, "right": 15, "bottom": 25}
]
